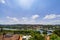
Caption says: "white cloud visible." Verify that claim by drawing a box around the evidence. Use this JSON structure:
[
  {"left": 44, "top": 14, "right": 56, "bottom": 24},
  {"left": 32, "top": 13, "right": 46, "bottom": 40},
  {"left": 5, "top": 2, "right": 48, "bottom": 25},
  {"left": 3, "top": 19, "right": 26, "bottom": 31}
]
[
  {"left": 6, "top": 16, "right": 19, "bottom": 22},
  {"left": 18, "top": 0, "right": 35, "bottom": 9},
  {"left": 31, "top": 14, "right": 39, "bottom": 19},
  {"left": 4, "top": 16, "right": 37, "bottom": 24},
  {"left": 0, "top": 14, "right": 60, "bottom": 25},
  {"left": 21, "top": 17, "right": 36, "bottom": 24},
  {"left": 43, "top": 14, "right": 60, "bottom": 19},
  {"left": 42, "top": 14, "right": 60, "bottom": 24},
  {"left": 6, "top": 16, "right": 36, "bottom": 24},
  {"left": 56, "top": 15, "right": 60, "bottom": 17},
  {"left": 39, "top": 20, "right": 60, "bottom": 25},
  {"left": 22, "top": 17, "right": 28, "bottom": 22},
  {"left": 0, "top": 0, "right": 5, "bottom": 4}
]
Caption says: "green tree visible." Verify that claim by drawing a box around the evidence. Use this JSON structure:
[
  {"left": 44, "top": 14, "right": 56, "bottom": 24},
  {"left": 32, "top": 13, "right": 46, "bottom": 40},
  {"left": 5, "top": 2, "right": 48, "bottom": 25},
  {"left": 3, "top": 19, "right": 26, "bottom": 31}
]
[
  {"left": 50, "top": 34, "right": 58, "bottom": 40},
  {"left": 54, "top": 30, "right": 60, "bottom": 37}
]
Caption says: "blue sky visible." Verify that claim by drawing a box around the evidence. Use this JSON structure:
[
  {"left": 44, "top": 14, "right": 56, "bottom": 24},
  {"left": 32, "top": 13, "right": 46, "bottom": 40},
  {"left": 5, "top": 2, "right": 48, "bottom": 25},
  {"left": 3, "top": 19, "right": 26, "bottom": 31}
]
[{"left": 0, "top": 0, "right": 60, "bottom": 24}]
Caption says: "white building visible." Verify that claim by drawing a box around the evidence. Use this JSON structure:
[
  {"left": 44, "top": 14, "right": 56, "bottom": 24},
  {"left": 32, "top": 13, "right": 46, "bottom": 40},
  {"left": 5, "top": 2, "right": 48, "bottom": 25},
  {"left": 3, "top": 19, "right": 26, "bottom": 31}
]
[{"left": 22, "top": 35, "right": 31, "bottom": 40}]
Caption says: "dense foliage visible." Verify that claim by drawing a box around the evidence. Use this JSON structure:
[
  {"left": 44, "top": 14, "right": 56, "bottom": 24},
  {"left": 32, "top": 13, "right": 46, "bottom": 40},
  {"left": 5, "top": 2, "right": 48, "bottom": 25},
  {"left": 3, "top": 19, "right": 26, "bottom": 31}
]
[
  {"left": 50, "top": 34, "right": 60, "bottom": 40},
  {"left": 54, "top": 30, "right": 60, "bottom": 37}
]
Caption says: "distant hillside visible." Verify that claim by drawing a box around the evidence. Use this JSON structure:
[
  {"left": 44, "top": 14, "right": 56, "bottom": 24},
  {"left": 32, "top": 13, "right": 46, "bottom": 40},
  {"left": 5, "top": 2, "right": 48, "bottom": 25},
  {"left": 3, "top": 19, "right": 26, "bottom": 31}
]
[{"left": 0, "top": 24, "right": 60, "bottom": 30}]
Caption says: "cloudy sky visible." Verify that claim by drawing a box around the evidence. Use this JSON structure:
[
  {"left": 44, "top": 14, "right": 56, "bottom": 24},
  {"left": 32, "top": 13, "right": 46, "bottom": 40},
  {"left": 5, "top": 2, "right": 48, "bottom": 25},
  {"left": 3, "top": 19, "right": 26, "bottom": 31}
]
[{"left": 0, "top": 0, "right": 60, "bottom": 25}]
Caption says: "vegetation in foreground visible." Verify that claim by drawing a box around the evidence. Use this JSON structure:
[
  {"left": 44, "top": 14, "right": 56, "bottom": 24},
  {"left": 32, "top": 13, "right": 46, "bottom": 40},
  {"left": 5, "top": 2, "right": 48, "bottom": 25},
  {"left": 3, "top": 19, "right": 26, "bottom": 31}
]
[{"left": 0, "top": 29, "right": 60, "bottom": 40}]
